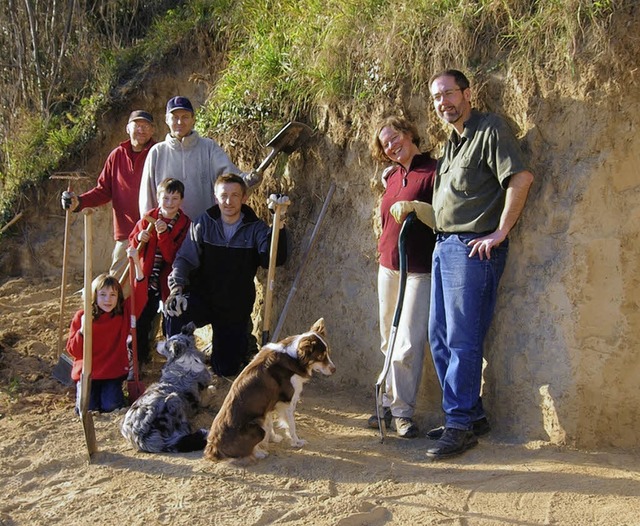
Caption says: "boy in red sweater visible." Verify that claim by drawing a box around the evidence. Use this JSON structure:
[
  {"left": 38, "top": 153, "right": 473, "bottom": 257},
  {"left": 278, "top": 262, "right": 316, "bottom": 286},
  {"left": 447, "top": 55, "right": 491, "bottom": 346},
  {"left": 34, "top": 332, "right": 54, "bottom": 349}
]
[
  {"left": 131, "top": 178, "right": 191, "bottom": 363},
  {"left": 67, "top": 247, "right": 147, "bottom": 413}
]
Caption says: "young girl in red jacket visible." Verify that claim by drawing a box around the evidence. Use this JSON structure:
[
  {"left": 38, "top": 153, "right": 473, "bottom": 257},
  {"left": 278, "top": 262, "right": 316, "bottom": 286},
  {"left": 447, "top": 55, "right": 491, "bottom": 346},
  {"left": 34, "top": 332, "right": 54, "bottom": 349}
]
[
  {"left": 131, "top": 178, "right": 191, "bottom": 364},
  {"left": 66, "top": 247, "right": 147, "bottom": 413}
]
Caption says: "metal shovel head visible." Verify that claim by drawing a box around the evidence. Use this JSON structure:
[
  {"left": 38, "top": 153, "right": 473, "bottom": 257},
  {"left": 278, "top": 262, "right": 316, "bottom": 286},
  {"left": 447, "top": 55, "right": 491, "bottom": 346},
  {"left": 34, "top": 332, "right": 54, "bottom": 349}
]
[
  {"left": 81, "top": 409, "right": 97, "bottom": 458},
  {"left": 52, "top": 352, "right": 74, "bottom": 386},
  {"left": 266, "top": 121, "right": 313, "bottom": 154},
  {"left": 78, "top": 372, "right": 98, "bottom": 458}
]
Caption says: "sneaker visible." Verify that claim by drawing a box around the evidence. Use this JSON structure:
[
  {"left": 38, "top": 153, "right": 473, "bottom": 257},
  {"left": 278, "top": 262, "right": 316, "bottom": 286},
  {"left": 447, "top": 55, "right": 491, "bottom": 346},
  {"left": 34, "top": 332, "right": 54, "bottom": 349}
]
[
  {"left": 367, "top": 407, "right": 392, "bottom": 429},
  {"left": 426, "top": 427, "right": 478, "bottom": 459},
  {"left": 425, "top": 417, "right": 491, "bottom": 440},
  {"left": 394, "top": 417, "right": 419, "bottom": 439}
]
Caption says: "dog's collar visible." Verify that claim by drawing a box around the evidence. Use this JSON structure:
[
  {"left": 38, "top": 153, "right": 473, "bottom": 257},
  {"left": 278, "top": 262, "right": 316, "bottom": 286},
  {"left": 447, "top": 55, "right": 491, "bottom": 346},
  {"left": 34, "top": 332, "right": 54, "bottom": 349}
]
[{"left": 266, "top": 331, "right": 328, "bottom": 357}]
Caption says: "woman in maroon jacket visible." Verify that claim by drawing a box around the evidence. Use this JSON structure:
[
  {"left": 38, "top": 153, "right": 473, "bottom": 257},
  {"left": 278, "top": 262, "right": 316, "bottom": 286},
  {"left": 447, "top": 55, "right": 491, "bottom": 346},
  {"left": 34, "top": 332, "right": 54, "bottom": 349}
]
[
  {"left": 67, "top": 248, "right": 147, "bottom": 413},
  {"left": 368, "top": 116, "right": 437, "bottom": 438}
]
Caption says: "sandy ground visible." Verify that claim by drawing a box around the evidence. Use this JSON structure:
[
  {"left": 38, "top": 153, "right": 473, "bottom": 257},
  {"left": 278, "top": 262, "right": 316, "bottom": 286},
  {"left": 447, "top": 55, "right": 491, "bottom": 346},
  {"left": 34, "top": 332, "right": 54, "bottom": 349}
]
[{"left": 1, "top": 276, "right": 640, "bottom": 526}]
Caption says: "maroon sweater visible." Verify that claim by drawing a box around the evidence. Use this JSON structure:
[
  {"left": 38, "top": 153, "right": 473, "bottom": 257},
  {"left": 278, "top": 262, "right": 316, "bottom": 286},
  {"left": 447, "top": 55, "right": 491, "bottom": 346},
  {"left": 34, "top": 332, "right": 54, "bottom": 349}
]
[
  {"left": 77, "top": 138, "right": 156, "bottom": 240},
  {"left": 378, "top": 153, "right": 437, "bottom": 273}
]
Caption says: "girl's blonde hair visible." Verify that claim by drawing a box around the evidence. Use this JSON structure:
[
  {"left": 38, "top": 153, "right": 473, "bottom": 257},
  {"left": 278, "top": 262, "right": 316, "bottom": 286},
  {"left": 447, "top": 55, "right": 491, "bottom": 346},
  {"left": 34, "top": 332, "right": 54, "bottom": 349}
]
[{"left": 91, "top": 273, "right": 124, "bottom": 318}]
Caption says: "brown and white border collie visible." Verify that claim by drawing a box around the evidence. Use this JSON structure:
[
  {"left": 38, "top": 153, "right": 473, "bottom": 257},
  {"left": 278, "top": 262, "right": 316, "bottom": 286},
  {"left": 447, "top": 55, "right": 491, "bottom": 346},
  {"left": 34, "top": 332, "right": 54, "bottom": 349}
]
[{"left": 204, "top": 318, "right": 335, "bottom": 463}]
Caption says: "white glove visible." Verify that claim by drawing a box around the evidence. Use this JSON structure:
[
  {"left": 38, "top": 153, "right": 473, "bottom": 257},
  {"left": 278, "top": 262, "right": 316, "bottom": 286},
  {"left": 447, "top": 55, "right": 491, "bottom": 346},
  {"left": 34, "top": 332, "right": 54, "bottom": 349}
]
[
  {"left": 165, "top": 287, "right": 188, "bottom": 317},
  {"left": 268, "top": 194, "right": 290, "bottom": 228},
  {"left": 267, "top": 194, "right": 290, "bottom": 212},
  {"left": 79, "top": 314, "right": 85, "bottom": 335},
  {"left": 390, "top": 201, "right": 435, "bottom": 228}
]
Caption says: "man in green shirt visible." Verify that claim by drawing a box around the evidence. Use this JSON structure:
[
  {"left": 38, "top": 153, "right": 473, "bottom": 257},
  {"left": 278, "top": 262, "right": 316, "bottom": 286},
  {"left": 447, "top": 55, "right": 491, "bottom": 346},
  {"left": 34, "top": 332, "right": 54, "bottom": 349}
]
[{"left": 392, "top": 69, "right": 534, "bottom": 459}]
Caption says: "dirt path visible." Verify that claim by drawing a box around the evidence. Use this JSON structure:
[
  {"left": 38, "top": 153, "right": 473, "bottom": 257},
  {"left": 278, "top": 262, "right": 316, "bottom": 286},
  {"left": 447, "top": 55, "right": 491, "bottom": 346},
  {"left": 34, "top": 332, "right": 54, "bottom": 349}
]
[{"left": 1, "top": 277, "right": 640, "bottom": 526}]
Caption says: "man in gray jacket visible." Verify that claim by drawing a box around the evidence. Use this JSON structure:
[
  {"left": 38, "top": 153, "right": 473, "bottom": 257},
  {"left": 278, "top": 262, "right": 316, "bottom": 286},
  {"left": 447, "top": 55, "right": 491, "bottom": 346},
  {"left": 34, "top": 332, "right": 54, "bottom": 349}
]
[{"left": 139, "top": 96, "right": 260, "bottom": 219}]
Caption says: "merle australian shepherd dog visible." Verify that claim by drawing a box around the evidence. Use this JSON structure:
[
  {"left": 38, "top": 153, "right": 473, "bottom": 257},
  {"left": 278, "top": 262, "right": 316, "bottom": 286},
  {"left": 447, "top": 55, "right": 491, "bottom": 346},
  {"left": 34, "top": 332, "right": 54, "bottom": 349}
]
[
  {"left": 121, "top": 323, "right": 212, "bottom": 453},
  {"left": 204, "top": 318, "right": 335, "bottom": 463}
]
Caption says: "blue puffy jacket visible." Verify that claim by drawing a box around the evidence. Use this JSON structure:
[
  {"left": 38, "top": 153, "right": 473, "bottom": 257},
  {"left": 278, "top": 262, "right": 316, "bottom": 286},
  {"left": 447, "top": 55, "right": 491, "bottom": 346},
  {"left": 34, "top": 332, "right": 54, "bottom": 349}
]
[{"left": 169, "top": 204, "right": 287, "bottom": 322}]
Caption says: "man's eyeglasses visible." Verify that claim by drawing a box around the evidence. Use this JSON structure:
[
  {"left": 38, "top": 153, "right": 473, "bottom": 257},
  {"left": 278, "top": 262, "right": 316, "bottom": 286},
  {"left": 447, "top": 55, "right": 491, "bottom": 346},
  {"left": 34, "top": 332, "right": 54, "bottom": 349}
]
[{"left": 430, "top": 88, "right": 462, "bottom": 102}]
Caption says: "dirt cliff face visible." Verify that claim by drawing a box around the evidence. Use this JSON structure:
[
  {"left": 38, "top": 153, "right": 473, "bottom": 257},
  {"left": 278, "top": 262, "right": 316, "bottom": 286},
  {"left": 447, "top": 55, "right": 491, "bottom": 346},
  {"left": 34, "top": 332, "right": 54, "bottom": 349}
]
[{"left": 2, "top": 55, "right": 639, "bottom": 450}]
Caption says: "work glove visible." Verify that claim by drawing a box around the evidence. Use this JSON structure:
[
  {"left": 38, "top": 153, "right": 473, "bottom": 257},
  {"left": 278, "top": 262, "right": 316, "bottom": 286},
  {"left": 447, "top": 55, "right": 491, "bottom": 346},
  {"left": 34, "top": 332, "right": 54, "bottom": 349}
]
[
  {"left": 61, "top": 191, "right": 76, "bottom": 211},
  {"left": 268, "top": 194, "right": 290, "bottom": 228},
  {"left": 165, "top": 287, "right": 188, "bottom": 317},
  {"left": 390, "top": 200, "right": 436, "bottom": 229},
  {"left": 244, "top": 169, "right": 263, "bottom": 188},
  {"left": 267, "top": 194, "right": 290, "bottom": 213}
]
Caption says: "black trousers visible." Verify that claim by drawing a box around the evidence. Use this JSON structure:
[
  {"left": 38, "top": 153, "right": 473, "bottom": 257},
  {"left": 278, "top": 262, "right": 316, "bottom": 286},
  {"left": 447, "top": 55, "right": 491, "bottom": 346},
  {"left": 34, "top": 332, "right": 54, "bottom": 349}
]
[
  {"left": 165, "top": 292, "right": 255, "bottom": 377},
  {"left": 136, "top": 288, "right": 162, "bottom": 363}
]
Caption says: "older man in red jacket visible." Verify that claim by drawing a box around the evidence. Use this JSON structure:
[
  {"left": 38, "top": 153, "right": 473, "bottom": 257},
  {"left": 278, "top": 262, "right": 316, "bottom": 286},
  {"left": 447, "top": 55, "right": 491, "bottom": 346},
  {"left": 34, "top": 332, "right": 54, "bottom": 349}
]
[{"left": 61, "top": 110, "right": 156, "bottom": 277}]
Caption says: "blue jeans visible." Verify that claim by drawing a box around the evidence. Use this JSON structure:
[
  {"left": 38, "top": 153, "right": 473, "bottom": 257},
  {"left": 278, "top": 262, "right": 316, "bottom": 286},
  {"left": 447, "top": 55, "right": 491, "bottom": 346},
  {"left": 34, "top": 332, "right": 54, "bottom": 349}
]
[
  {"left": 429, "top": 233, "right": 508, "bottom": 430},
  {"left": 75, "top": 377, "right": 126, "bottom": 413}
]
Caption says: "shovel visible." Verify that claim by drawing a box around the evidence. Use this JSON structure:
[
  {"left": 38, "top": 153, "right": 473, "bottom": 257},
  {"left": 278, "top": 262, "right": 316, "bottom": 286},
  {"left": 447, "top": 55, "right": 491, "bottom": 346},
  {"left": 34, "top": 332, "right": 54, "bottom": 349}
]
[
  {"left": 52, "top": 198, "right": 75, "bottom": 387},
  {"left": 375, "top": 212, "right": 416, "bottom": 443},
  {"left": 51, "top": 172, "right": 89, "bottom": 386},
  {"left": 78, "top": 209, "right": 97, "bottom": 459},
  {"left": 127, "top": 256, "right": 146, "bottom": 403},
  {"left": 254, "top": 121, "right": 313, "bottom": 177}
]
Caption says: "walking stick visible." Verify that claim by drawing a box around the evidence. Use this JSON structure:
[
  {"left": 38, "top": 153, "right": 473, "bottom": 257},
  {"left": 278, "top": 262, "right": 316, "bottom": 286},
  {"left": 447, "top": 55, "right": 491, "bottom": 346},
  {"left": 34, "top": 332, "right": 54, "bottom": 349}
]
[
  {"left": 272, "top": 183, "right": 335, "bottom": 342},
  {"left": 58, "top": 184, "right": 72, "bottom": 357},
  {"left": 262, "top": 199, "right": 291, "bottom": 345},
  {"left": 375, "top": 212, "right": 416, "bottom": 443},
  {"left": 78, "top": 208, "right": 97, "bottom": 459}
]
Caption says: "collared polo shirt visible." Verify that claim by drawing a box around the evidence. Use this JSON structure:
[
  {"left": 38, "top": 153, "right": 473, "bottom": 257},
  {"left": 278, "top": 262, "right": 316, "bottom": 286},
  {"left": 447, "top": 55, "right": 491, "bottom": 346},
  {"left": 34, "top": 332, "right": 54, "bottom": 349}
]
[{"left": 433, "top": 109, "right": 528, "bottom": 233}]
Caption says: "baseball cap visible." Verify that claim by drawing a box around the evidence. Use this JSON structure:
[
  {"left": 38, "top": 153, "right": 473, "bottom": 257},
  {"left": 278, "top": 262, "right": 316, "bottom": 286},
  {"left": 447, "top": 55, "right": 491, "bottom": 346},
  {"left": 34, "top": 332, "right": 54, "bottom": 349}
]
[
  {"left": 127, "top": 110, "right": 154, "bottom": 124},
  {"left": 166, "top": 96, "right": 194, "bottom": 114}
]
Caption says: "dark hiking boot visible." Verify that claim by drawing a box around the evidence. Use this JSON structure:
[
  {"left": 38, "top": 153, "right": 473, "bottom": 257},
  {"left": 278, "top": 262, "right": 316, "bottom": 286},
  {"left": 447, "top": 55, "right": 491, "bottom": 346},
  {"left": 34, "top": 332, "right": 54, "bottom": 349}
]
[
  {"left": 426, "top": 427, "right": 478, "bottom": 459},
  {"left": 394, "top": 417, "right": 419, "bottom": 439},
  {"left": 425, "top": 417, "right": 491, "bottom": 440},
  {"left": 367, "top": 407, "right": 392, "bottom": 429}
]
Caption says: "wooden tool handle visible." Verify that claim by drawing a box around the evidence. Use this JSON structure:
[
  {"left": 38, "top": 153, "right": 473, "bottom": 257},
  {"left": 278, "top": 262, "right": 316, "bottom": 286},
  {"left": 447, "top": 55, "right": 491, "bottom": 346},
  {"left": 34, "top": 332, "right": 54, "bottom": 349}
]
[{"left": 261, "top": 202, "right": 290, "bottom": 345}]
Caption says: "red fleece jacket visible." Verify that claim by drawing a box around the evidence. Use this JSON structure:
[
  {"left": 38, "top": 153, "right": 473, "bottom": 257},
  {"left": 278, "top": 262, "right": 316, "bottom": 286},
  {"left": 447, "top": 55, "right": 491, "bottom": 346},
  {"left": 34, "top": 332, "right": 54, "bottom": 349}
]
[
  {"left": 129, "top": 208, "right": 191, "bottom": 302},
  {"left": 66, "top": 276, "right": 147, "bottom": 382},
  {"left": 77, "top": 138, "right": 156, "bottom": 240}
]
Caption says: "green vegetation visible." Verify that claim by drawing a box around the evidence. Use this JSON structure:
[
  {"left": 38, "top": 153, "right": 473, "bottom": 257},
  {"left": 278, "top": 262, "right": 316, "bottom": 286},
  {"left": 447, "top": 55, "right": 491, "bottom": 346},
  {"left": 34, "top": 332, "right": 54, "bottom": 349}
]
[
  {"left": 0, "top": 0, "right": 625, "bottom": 232},
  {"left": 0, "top": 0, "right": 207, "bottom": 225}
]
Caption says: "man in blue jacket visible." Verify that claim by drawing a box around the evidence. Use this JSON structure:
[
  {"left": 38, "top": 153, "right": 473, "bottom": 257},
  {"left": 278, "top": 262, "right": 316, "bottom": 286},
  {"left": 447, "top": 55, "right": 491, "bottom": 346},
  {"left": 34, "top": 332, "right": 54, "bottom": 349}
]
[{"left": 165, "top": 174, "right": 288, "bottom": 376}]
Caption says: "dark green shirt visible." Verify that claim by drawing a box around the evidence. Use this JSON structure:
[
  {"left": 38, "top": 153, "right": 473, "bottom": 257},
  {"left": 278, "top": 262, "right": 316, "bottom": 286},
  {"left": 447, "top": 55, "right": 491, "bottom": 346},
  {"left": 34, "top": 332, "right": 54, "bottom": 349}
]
[{"left": 433, "top": 109, "right": 528, "bottom": 233}]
